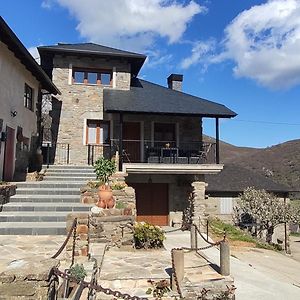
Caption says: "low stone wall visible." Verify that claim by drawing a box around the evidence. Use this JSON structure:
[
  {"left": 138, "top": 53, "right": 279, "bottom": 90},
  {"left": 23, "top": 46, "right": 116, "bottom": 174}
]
[
  {"left": 80, "top": 185, "right": 136, "bottom": 214},
  {"left": 67, "top": 211, "right": 135, "bottom": 257},
  {"left": 0, "top": 184, "right": 16, "bottom": 210},
  {"left": 0, "top": 258, "right": 59, "bottom": 299}
]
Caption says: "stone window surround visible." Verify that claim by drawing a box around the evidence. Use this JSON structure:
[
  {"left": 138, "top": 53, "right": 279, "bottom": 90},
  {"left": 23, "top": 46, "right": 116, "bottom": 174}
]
[
  {"left": 85, "top": 119, "right": 110, "bottom": 145},
  {"left": 68, "top": 63, "right": 117, "bottom": 88}
]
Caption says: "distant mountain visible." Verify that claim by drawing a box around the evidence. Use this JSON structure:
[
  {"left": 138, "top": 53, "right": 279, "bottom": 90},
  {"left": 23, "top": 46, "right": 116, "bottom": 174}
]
[{"left": 205, "top": 136, "right": 300, "bottom": 191}]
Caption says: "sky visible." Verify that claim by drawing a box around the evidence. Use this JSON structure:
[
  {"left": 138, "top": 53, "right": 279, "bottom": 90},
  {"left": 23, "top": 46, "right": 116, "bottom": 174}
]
[{"left": 1, "top": 0, "right": 300, "bottom": 148}]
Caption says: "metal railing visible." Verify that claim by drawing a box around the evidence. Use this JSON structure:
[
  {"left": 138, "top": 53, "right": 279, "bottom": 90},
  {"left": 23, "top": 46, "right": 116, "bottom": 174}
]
[
  {"left": 110, "top": 139, "right": 216, "bottom": 164},
  {"left": 42, "top": 142, "right": 70, "bottom": 167},
  {"left": 87, "top": 144, "right": 111, "bottom": 165}
]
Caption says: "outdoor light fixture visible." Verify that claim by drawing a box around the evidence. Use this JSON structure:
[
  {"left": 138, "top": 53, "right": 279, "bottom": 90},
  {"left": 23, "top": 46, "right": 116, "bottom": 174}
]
[{"left": 10, "top": 110, "right": 17, "bottom": 117}]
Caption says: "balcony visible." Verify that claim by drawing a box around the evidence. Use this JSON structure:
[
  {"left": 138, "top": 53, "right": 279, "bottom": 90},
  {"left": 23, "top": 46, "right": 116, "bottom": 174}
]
[{"left": 87, "top": 140, "right": 223, "bottom": 175}]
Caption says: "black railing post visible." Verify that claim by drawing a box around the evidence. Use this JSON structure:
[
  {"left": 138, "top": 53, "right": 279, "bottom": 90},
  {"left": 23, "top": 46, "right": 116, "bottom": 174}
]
[
  {"left": 215, "top": 118, "right": 220, "bottom": 164},
  {"left": 46, "top": 142, "right": 50, "bottom": 169},
  {"left": 67, "top": 144, "right": 70, "bottom": 164},
  {"left": 119, "top": 113, "right": 123, "bottom": 171},
  {"left": 92, "top": 146, "right": 94, "bottom": 165},
  {"left": 87, "top": 145, "right": 91, "bottom": 165}
]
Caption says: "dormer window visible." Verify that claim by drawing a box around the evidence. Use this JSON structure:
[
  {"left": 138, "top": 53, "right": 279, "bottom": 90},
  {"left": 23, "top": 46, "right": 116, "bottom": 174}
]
[{"left": 72, "top": 68, "right": 112, "bottom": 86}]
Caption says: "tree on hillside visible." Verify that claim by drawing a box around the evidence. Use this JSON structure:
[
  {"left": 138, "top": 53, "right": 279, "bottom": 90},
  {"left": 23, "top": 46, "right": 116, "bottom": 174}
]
[{"left": 234, "top": 187, "right": 299, "bottom": 243}]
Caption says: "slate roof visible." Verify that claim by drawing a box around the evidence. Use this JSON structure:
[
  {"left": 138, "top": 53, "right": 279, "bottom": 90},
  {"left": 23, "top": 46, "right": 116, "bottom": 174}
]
[
  {"left": 38, "top": 43, "right": 146, "bottom": 76},
  {"left": 205, "top": 164, "right": 291, "bottom": 194},
  {"left": 0, "top": 17, "right": 60, "bottom": 95},
  {"left": 104, "top": 78, "right": 237, "bottom": 118}
]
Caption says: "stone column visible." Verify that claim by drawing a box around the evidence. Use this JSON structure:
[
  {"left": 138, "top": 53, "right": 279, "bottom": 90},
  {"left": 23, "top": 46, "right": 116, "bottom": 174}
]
[{"left": 191, "top": 175, "right": 207, "bottom": 231}]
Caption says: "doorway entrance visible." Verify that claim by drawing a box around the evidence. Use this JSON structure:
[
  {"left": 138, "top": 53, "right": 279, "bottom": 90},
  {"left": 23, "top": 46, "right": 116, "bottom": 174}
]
[
  {"left": 132, "top": 183, "right": 169, "bottom": 226},
  {"left": 123, "top": 122, "right": 141, "bottom": 162}
]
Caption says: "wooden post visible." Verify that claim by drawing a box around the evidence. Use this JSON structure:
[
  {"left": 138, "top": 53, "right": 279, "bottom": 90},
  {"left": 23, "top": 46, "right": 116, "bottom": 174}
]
[
  {"left": 190, "top": 224, "right": 197, "bottom": 250},
  {"left": 215, "top": 118, "right": 220, "bottom": 164},
  {"left": 119, "top": 113, "right": 123, "bottom": 171},
  {"left": 220, "top": 240, "right": 230, "bottom": 276},
  {"left": 171, "top": 249, "right": 184, "bottom": 292}
]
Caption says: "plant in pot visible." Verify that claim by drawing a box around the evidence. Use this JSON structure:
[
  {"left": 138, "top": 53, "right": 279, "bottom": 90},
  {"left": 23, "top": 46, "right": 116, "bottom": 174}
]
[{"left": 93, "top": 157, "right": 116, "bottom": 209}]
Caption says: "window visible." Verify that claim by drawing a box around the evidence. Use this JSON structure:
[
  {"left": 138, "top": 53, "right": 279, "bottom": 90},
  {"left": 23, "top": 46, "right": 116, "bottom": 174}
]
[
  {"left": 73, "top": 68, "right": 112, "bottom": 85},
  {"left": 154, "top": 123, "right": 176, "bottom": 142},
  {"left": 86, "top": 120, "right": 110, "bottom": 145},
  {"left": 24, "top": 84, "right": 34, "bottom": 111},
  {"left": 220, "top": 197, "right": 233, "bottom": 214}
]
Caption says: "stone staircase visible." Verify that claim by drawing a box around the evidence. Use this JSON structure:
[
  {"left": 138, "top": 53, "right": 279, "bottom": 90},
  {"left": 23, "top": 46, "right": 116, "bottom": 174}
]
[{"left": 0, "top": 165, "right": 96, "bottom": 235}]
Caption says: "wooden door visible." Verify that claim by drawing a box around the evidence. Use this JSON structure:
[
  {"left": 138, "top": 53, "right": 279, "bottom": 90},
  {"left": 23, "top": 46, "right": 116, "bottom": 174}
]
[
  {"left": 3, "top": 126, "right": 15, "bottom": 181},
  {"left": 132, "top": 183, "right": 169, "bottom": 226},
  {"left": 123, "top": 122, "right": 141, "bottom": 162}
]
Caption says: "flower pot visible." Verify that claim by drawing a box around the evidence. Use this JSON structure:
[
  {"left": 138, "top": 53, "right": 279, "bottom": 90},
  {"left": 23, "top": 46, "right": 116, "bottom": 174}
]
[
  {"left": 98, "top": 185, "right": 113, "bottom": 202},
  {"left": 106, "top": 197, "right": 115, "bottom": 209},
  {"left": 97, "top": 198, "right": 107, "bottom": 209}
]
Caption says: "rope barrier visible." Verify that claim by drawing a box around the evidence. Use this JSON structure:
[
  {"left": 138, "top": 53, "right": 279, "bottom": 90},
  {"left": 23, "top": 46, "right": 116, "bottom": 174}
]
[{"left": 52, "top": 218, "right": 77, "bottom": 260}]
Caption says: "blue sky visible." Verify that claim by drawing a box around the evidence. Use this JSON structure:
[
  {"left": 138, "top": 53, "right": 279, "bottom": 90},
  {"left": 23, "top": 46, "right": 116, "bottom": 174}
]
[{"left": 1, "top": 0, "right": 300, "bottom": 148}]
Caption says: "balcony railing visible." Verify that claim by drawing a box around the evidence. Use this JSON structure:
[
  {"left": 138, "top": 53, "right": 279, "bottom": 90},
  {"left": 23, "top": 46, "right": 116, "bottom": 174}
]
[{"left": 109, "top": 139, "right": 216, "bottom": 164}]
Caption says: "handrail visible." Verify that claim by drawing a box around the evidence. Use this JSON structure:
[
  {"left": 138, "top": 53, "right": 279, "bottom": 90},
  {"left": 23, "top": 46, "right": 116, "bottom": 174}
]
[{"left": 52, "top": 218, "right": 77, "bottom": 261}]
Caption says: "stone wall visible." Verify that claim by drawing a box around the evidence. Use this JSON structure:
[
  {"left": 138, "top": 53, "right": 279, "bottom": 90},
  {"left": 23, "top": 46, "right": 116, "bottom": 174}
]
[
  {"left": 0, "top": 257, "right": 59, "bottom": 299},
  {"left": 50, "top": 55, "right": 131, "bottom": 164},
  {"left": 0, "top": 183, "right": 16, "bottom": 210}
]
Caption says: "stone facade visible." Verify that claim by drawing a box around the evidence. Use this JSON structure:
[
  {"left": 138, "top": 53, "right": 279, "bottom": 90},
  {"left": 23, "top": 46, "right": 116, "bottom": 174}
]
[
  {"left": 50, "top": 55, "right": 131, "bottom": 164},
  {"left": 0, "top": 183, "right": 16, "bottom": 209}
]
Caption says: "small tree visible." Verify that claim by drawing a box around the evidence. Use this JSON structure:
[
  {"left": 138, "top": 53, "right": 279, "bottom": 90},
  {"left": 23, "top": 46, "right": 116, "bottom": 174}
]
[{"left": 234, "top": 187, "right": 299, "bottom": 243}]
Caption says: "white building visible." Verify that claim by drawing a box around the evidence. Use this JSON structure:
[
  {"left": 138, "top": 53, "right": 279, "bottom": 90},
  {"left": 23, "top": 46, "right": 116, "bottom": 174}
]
[{"left": 0, "top": 17, "right": 59, "bottom": 181}]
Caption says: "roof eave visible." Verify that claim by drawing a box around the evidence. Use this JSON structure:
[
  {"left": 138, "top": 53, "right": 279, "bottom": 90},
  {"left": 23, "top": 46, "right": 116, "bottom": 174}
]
[{"left": 0, "top": 17, "right": 60, "bottom": 95}]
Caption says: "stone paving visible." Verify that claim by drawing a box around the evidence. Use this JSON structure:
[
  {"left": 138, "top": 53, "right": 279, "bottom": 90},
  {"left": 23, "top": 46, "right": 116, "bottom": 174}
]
[{"left": 0, "top": 235, "right": 67, "bottom": 271}]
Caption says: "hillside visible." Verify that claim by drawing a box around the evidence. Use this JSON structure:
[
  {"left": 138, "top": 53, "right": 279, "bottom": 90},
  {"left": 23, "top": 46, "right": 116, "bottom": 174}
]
[{"left": 206, "top": 136, "right": 300, "bottom": 191}]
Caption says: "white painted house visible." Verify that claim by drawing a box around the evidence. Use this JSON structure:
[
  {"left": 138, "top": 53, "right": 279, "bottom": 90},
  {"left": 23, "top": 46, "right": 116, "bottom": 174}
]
[{"left": 0, "top": 17, "right": 59, "bottom": 181}]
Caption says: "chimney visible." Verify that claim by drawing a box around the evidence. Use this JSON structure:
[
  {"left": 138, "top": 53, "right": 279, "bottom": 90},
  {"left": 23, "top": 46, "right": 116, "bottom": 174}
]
[{"left": 167, "top": 74, "right": 183, "bottom": 91}]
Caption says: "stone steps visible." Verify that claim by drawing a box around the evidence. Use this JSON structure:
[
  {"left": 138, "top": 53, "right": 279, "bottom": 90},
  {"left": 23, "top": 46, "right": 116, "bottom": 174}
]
[
  {"left": 0, "top": 211, "right": 87, "bottom": 222},
  {"left": 0, "top": 222, "right": 66, "bottom": 235},
  {"left": 9, "top": 195, "right": 80, "bottom": 203},
  {"left": 0, "top": 164, "right": 94, "bottom": 235},
  {"left": 2, "top": 202, "right": 93, "bottom": 212}
]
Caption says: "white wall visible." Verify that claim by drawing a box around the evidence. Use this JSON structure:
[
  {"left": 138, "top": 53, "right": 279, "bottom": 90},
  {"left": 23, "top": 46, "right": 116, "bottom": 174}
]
[{"left": 0, "top": 42, "right": 39, "bottom": 180}]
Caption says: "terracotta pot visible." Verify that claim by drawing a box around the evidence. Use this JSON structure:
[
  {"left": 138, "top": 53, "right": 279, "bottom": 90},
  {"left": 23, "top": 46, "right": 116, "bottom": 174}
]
[
  {"left": 106, "top": 197, "right": 115, "bottom": 209},
  {"left": 98, "top": 185, "right": 113, "bottom": 202},
  {"left": 97, "top": 198, "right": 106, "bottom": 209}
]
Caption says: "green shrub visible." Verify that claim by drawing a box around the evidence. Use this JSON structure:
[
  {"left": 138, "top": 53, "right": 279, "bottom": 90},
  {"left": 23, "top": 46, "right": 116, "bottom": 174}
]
[
  {"left": 93, "top": 157, "right": 116, "bottom": 184},
  {"left": 111, "top": 182, "right": 127, "bottom": 190},
  {"left": 134, "top": 222, "right": 165, "bottom": 249},
  {"left": 69, "top": 264, "right": 87, "bottom": 282}
]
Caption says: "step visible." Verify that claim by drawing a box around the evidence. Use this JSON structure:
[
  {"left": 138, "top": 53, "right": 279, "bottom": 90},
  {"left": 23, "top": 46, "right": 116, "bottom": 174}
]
[
  {"left": 45, "top": 168, "right": 95, "bottom": 174},
  {"left": 43, "top": 176, "right": 95, "bottom": 182},
  {"left": 2, "top": 202, "right": 93, "bottom": 212},
  {"left": 0, "top": 222, "right": 67, "bottom": 235},
  {"left": 0, "top": 211, "right": 84, "bottom": 222},
  {"left": 45, "top": 172, "right": 95, "bottom": 177},
  {"left": 9, "top": 194, "right": 80, "bottom": 203},
  {"left": 16, "top": 182, "right": 85, "bottom": 189},
  {"left": 43, "top": 165, "right": 93, "bottom": 170},
  {"left": 15, "top": 188, "right": 80, "bottom": 195}
]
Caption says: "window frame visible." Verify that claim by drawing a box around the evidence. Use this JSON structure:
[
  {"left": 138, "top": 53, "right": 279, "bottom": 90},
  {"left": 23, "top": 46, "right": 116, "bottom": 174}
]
[
  {"left": 24, "top": 83, "right": 34, "bottom": 111},
  {"left": 86, "top": 120, "right": 110, "bottom": 145},
  {"left": 72, "top": 67, "right": 112, "bottom": 86}
]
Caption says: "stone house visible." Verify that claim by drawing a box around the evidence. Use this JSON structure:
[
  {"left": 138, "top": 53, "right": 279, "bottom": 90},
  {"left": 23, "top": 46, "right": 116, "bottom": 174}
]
[
  {"left": 38, "top": 43, "right": 237, "bottom": 227},
  {"left": 205, "top": 164, "right": 291, "bottom": 246},
  {"left": 0, "top": 17, "right": 59, "bottom": 181}
]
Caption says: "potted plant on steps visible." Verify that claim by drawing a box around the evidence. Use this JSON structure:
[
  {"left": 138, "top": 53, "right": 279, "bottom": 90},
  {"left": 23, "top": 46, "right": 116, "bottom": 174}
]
[{"left": 93, "top": 157, "right": 116, "bottom": 209}]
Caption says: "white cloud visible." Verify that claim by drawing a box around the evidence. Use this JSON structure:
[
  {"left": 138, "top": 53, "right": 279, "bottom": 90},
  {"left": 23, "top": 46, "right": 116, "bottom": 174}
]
[
  {"left": 144, "top": 49, "right": 173, "bottom": 68},
  {"left": 52, "top": 0, "right": 204, "bottom": 52},
  {"left": 181, "top": 0, "right": 300, "bottom": 89},
  {"left": 41, "top": 0, "right": 54, "bottom": 9},
  {"left": 180, "top": 39, "right": 215, "bottom": 69},
  {"left": 221, "top": 0, "right": 300, "bottom": 89},
  {"left": 28, "top": 46, "right": 40, "bottom": 64}
]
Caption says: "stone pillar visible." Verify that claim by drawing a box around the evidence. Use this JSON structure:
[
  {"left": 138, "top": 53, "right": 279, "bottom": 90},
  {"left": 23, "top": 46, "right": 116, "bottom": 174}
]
[{"left": 191, "top": 175, "right": 207, "bottom": 230}]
